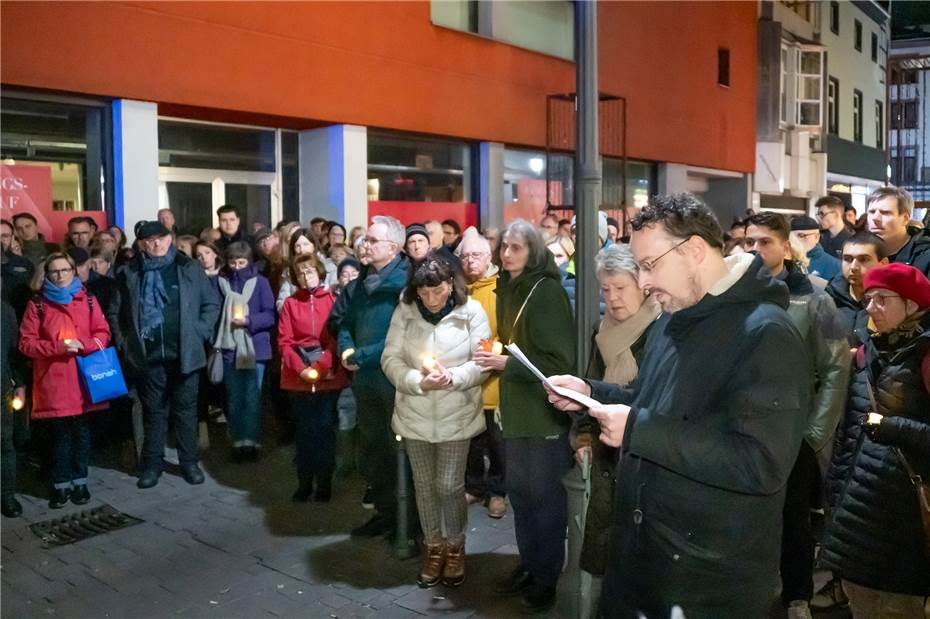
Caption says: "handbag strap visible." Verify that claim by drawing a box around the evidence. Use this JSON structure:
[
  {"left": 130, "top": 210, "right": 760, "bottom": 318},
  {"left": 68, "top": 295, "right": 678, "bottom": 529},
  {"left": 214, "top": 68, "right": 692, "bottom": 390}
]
[
  {"left": 895, "top": 447, "right": 925, "bottom": 487},
  {"left": 507, "top": 278, "right": 545, "bottom": 345}
]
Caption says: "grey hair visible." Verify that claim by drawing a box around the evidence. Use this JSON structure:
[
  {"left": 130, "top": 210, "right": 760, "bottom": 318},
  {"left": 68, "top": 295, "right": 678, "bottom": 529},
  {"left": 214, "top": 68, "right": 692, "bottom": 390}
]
[
  {"left": 595, "top": 243, "right": 639, "bottom": 279},
  {"left": 499, "top": 219, "right": 548, "bottom": 271},
  {"left": 371, "top": 215, "right": 406, "bottom": 246},
  {"left": 456, "top": 227, "right": 491, "bottom": 256}
]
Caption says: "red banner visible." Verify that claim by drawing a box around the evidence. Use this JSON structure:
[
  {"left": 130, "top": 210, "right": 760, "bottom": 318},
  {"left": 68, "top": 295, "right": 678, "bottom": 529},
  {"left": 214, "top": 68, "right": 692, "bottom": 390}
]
[{"left": 367, "top": 201, "right": 478, "bottom": 230}]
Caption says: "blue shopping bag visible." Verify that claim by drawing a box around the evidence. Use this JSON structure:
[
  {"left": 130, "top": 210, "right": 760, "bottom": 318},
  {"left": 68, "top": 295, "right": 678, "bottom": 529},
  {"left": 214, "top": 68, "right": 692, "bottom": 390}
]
[{"left": 76, "top": 342, "right": 128, "bottom": 404}]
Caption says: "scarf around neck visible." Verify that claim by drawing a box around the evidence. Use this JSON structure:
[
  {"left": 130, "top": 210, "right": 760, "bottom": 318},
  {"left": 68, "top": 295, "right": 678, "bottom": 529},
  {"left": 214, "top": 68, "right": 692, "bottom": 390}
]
[
  {"left": 214, "top": 274, "right": 258, "bottom": 369},
  {"left": 595, "top": 294, "right": 661, "bottom": 385},
  {"left": 139, "top": 245, "right": 177, "bottom": 338},
  {"left": 415, "top": 296, "right": 456, "bottom": 325},
  {"left": 42, "top": 277, "right": 83, "bottom": 306}
]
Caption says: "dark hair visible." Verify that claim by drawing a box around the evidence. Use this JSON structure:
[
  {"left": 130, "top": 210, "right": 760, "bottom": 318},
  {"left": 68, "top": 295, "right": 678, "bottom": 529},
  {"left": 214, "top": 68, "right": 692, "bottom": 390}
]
[
  {"left": 67, "top": 215, "right": 96, "bottom": 229},
  {"left": 310, "top": 217, "right": 327, "bottom": 226},
  {"left": 729, "top": 218, "right": 745, "bottom": 231},
  {"left": 814, "top": 195, "right": 845, "bottom": 211},
  {"left": 224, "top": 241, "right": 253, "bottom": 264},
  {"left": 193, "top": 241, "right": 222, "bottom": 269},
  {"left": 216, "top": 204, "right": 240, "bottom": 218},
  {"left": 843, "top": 231, "right": 889, "bottom": 261},
  {"left": 89, "top": 246, "right": 115, "bottom": 263},
  {"left": 328, "top": 222, "right": 347, "bottom": 241},
  {"left": 403, "top": 251, "right": 467, "bottom": 306},
  {"left": 745, "top": 211, "right": 791, "bottom": 242},
  {"left": 0, "top": 218, "right": 11, "bottom": 230},
  {"left": 558, "top": 218, "right": 571, "bottom": 227},
  {"left": 441, "top": 219, "right": 461, "bottom": 235},
  {"left": 290, "top": 252, "right": 326, "bottom": 285},
  {"left": 288, "top": 227, "right": 316, "bottom": 257},
  {"left": 12, "top": 212, "right": 37, "bottom": 225},
  {"left": 724, "top": 237, "right": 749, "bottom": 256},
  {"left": 631, "top": 193, "right": 724, "bottom": 250}
]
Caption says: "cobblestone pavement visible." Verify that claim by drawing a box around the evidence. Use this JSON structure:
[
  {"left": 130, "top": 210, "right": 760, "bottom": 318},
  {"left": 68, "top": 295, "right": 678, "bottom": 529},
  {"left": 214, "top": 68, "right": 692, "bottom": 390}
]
[{"left": 0, "top": 421, "right": 547, "bottom": 619}]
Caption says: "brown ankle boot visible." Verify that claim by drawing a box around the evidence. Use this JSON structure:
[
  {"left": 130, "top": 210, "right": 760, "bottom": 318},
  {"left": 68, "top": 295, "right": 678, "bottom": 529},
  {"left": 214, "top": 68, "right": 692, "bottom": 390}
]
[
  {"left": 417, "top": 540, "right": 446, "bottom": 588},
  {"left": 442, "top": 537, "right": 465, "bottom": 587}
]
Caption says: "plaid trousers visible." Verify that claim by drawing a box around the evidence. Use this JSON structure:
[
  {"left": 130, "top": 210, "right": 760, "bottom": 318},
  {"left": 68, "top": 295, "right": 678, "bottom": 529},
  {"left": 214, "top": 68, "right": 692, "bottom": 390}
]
[{"left": 405, "top": 438, "right": 471, "bottom": 543}]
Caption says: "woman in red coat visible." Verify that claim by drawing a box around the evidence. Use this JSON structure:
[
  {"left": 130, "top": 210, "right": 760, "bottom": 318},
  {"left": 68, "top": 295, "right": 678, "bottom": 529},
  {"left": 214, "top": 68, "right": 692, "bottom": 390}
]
[
  {"left": 19, "top": 252, "right": 111, "bottom": 509},
  {"left": 277, "top": 253, "right": 347, "bottom": 502}
]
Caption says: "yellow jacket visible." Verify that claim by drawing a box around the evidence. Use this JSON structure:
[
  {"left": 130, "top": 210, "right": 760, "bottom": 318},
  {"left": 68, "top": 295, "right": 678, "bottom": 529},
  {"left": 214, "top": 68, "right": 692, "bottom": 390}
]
[{"left": 469, "top": 267, "right": 500, "bottom": 410}]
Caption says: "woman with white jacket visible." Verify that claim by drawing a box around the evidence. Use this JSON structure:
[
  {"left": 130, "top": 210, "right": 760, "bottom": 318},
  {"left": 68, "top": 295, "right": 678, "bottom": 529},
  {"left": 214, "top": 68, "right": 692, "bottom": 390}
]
[{"left": 382, "top": 252, "right": 490, "bottom": 589}]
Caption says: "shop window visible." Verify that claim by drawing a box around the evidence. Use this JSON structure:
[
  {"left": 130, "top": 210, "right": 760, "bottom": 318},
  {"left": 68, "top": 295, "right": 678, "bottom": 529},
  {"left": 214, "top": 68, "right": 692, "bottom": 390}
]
[
  {"left": 502, "top": 148, "right": 571, "bottom": 224},
  {"left": 367, "top": 132, "right": 472, "bottom": 203},
  {"left": 158, "top": 120, "right": 275, "bottom": 172},
  {"left": 0, "top": 96, "right": 111, "bottom": 242},
  {"left": 603, "top": 159, "right": 653, "bottom": 210}
]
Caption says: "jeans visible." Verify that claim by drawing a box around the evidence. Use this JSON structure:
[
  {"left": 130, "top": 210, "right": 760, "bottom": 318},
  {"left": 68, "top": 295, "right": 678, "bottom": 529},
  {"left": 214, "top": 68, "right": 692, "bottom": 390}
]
[
  {"left": 1, "top": 399, "right": 29, "bottom": 498},
  {"left": 50, "top": 415, "right": 91, "bottom": 489},
  {"left": 223, "top": 361, "right": 265, "bottom": 447},
  {"left": 506, "top": 433, "right": 571, "bottom": 588},
  {"left": 465, "top": 409, "right": 506, "bottom": 498},
  {"left": 291, "top": 390, "right": 339, "bottom": 485},
  {"left": 138, "top": 362, "right": 200, "bottom": 471},
  {"left": 352, "top": 369, "right": 399, "bottom": 519},
  {"left": 781, "top": 440, "right": 820, "bottom": 605}
]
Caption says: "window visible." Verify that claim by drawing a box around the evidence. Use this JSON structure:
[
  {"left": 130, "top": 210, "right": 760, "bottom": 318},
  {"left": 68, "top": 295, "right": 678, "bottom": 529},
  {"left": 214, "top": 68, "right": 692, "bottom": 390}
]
[
  {"left": 780, "top": 46, "right": 790, "bottom": 124},
  {"left": 871, "top": 32, "right": 878, "bottom": 62},
  {"left": 875, "top": 101, "right": 883, "bottom": 150},
  {"left": 853, "top": 90, "right": 863, "bottom": 143},
  {"left": 891, "top": 147, "right": 917, "bottom": 184},
  {"left": 830, "top": 1, "right": 839, "bottom": 34},
  {"left": 367, "top": 132, "right": 472, "bottom": 203},
  {"left": 502, "top": 148, "right": 571, "bottom": 224},
  {"left": 796, "top": 49, "right": 823, "bottom": 126},
  {"left": 718, "top": 48, "right": 730, "bottom": 87},
  {"left": 158, "top": 121, "right": 276, "bottom": 172},
  {"left": 854, "top": 20, "right": 862, "bottom": 52},
  {"left": 891, "top": 100, "right": 919, "bottom": 129},
  {"left": 602, "top": 159, "right": 654, "bottom": 210},
  {"left": 828, "top": 77, "right": 840, "bottom": 134}
]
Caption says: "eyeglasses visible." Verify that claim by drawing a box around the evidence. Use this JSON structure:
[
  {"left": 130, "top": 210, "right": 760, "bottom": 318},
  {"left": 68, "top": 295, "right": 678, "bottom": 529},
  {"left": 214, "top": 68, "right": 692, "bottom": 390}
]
[
  {"left": 816, "top": 210, "right": 836, "bottom": 219},
  {"left": 48, "top": 267, "right": 74, "bottom": 277},
  {"left": 460, "top": 252, "right": 489, "bottom": 262},
  {"left": 362, "top": 237, "right": 392, "bottom": 246},
  {"left": 637, "top": 237, "right": 690, "bottom": 273},
  {"left": 863, "top": 292, "right": 901, "bottom": 309},
  {"left": 794, "top": 231, "right": 819, "bottom": 241}
]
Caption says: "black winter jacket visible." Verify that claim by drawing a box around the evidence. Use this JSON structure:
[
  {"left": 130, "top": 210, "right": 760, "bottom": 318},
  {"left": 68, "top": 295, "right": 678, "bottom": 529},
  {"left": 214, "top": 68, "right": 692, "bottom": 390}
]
[
  {"left": 820, "top": 313, "right": 930, "bottom": 595},
  {"left": 591, "top": 254, "right": 811, "bottom": 619},
  {"left": 825, "top": 273, "right": 869, "bottom": 347}
]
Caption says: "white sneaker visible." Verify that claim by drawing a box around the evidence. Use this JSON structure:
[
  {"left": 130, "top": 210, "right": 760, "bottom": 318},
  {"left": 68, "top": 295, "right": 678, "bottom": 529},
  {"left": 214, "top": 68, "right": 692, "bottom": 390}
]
[{"left": 787, "top": 600, "right": 813, "bottom": 619}]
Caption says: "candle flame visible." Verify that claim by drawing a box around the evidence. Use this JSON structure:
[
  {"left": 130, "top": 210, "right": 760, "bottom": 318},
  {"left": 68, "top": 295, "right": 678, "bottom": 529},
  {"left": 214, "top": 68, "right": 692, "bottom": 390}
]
[{"left": 11, "top": 396, "right": 24, "bottom": 411}]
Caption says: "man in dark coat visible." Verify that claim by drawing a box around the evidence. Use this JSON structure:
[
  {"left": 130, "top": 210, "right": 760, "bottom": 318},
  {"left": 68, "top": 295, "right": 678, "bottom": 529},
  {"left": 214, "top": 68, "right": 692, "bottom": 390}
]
[
  {"left": 866, "top": 186, "right": 930, "bottom": 276},
  {"left": 825, "top": 231, "right": 888, "bottom": 347},
  {"left": 215, "top": 204, "right": 254, "bottom": 254},
  {"left": 1, "top": 219, "right": 35, "bottom": 321},
  {"left": 113, "top": 221, "right": 220, "bottom": 489},
  {"left": 548, "top": 194, "right": 810, "bottom": 619}
]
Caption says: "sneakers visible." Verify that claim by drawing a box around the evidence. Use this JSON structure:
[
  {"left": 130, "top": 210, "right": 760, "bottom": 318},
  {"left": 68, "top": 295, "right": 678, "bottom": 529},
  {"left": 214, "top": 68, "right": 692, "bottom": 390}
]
[
  {"left": 70, "top": 484, "right": 91, "bottom": 505},
  {"left": 361, "top": 485, "right": 374, "bottom": 509},
  {"left": 494, "top": 566, "right": 533, "bottom": 596},
  {"left": 787, "top": 600, "right": 813, "bottom": 619},
  {"left": 443, "top": 537, "right": 466, "bottom": 587},
  {"left": 487, "top": 496, "right": 507, "bottom": 519},
  {"left": 417, "top": 540, "right": 447, "bottom": 588}
]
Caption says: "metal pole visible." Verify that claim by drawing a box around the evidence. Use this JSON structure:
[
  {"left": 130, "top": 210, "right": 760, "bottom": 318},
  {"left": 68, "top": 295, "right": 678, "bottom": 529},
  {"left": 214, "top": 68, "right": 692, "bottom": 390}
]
[
  {"left": 393, "top": 434, "right": 417, "bottom": 559},
  {"left": 574, "top": 0, "right": 601, "bottom": 376}
]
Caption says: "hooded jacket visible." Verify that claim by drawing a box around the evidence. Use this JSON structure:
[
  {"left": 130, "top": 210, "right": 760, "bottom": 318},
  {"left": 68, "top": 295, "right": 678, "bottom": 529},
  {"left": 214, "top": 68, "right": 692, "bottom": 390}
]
[
  {"left": 825, "top": 273, "right": 870, "bottom": 347},
  {"left": 496, "top": 252, "right": 575, "bottom": 438},
  {"left": 589, "top": 254, "right": 811, "bottom": 618},
  {"left": 382, "top": 298, "right": 491, "bottom": 443}
]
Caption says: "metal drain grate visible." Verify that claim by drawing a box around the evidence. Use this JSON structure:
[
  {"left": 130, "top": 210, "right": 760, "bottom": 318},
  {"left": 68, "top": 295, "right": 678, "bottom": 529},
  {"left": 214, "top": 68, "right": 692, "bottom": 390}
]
[{"left": 29, "top": 504, "right": 144, "bottom": 547}]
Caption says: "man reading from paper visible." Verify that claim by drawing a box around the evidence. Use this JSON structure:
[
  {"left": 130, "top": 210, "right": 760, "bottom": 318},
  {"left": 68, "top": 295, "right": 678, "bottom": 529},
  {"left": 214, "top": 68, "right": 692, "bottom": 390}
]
[{"left": 545, "top": 194, "right": 810, "bottom": 619}]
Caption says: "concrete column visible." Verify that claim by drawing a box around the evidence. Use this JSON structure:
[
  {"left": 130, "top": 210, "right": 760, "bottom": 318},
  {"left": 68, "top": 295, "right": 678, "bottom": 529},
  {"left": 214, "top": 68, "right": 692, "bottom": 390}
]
[
  {"left": 478, "top": 141, "right": 505, "bottom": 231},
  {"left": 299, "top": 124, "right": 368, "bottom": 232},
  {"left": 112, "top": 99, "right": 159, "bottom": 241},
  {"left": 657, "top": 163, "right": 689, "bottom": 195}
]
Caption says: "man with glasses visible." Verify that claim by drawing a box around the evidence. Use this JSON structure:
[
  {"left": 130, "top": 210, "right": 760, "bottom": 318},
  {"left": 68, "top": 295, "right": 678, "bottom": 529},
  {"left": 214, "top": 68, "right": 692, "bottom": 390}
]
[
  {"left": 546, "top": 194, "right": 810, "bottom": 618},
  {"left": 790, "top": 215, "right": 840, "bottom": 280},
  {"left": 457, "top": 230, "right": 507, "bottom": 519},
  {"left": 338, "top": 215, "right": 411, "bottom": 538},
  {"left": 113, "top": 221, "right": 220, "bottom": 489},
  {"left": 816, "top": 196, "right": 852, "bottom": 259}
]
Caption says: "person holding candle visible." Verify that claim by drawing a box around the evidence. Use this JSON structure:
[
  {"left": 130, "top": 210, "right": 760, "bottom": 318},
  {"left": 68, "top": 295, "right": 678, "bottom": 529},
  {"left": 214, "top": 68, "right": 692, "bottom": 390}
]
[
  {"left": 820, "top": 263, "right": 930, "bottom": 617},
  {"left": 474, "top": 219, "right": 576, "bottom": 612},
  {"left": 1, "top": 298, "right": 29, "bottom": 517},
  {"left": 381, "top": 252, "right": 490, "bottom": 587},
  {"left": 19, "top": 251, "right": 112, "bottom": 508},
  {"left": 214, "top": 241, "right": 276, "bottom": 462},
  {"left": 278, "top": 253, "right": 347, "bottom": 501}
]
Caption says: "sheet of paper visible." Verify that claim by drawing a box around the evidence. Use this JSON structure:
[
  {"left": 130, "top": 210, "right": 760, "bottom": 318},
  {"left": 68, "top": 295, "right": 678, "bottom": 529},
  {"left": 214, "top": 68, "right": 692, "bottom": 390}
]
[{"left": 504, "top": 343, "right": 603, "bottom": 409}]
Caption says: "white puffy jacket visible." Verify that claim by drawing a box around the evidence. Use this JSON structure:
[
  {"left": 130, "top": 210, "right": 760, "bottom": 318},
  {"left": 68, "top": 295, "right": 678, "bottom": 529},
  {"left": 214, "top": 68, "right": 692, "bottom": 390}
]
[{"left": 382, "top": 298, "right": 491, "bottom": 443}]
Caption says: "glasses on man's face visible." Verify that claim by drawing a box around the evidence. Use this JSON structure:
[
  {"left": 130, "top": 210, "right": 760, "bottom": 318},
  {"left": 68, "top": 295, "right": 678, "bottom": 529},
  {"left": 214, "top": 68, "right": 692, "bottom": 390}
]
[
  {"left": 816, "top": 210, "right": 834, "bottom": 219},
  {"left": 636, "top": 237, "right": 690, "bottom": 273},
  {"left": 48, "top": 267, "right": 74, "bottom": 278},
  {"left": 863, "top": 292, "right": 901, "bottom": 309},
  {"left": 461, "top": 252, "right": 489, "bottom": 262},
  {"left": 362, "top": 237, "right": 390, "bottom": 246},
  {"left": 794, "top": 232, "right": 819, "bottom": 241}
]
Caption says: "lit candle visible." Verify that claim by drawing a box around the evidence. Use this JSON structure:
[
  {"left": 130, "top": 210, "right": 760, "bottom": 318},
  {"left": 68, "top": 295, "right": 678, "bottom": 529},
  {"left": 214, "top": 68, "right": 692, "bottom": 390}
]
[
  {"left": 491, "top": 341, "right": 503, "bottom": 355},
  {"left": 421, "top": 355, "right": 437, "bottom": 371},
  {"left": 233, "top": 305, "right": 245, "bottom": 320},
  {"left": 306, "top": 368, "right": 320, "bottom": 381},
  {"left": 867, "top": 412, "right": 883, "bottom": 425},
  {"left": 10, "top": 395, "right": 24, "bottom": 411},
  {"left": 63, "top": 338, "right": 77, "bottom": 348},
  {"left": 341, "top": 348, "right": 356, "bottom": 362}
]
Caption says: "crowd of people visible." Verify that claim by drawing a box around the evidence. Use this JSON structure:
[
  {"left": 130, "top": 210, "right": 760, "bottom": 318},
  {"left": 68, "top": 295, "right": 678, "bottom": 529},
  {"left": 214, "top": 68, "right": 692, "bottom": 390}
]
[{"left": 1, "top": 185, "right": 929, "bottom": 618}]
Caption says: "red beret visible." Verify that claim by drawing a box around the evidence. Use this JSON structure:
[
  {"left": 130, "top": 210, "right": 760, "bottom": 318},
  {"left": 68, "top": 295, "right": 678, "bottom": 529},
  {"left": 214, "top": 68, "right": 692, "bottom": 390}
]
[{"left": 863, "top": 263, "right": 930, "bottom": 310}]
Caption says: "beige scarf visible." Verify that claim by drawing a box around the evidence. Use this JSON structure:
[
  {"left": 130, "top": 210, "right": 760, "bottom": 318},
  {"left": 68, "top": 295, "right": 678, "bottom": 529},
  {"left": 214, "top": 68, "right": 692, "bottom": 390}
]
[{"left": 595, "top": 294, "right": 662, "bottom": 385}]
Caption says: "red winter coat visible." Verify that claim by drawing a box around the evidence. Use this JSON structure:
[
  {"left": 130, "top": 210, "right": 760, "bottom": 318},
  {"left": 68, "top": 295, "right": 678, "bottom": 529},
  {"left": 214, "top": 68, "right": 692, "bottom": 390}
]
[
  {"left": 19, "top": 289, "right": 112, "bottom": 419},
  {"left": 278, "top": 287, "right": 348, "bottom": 393}
]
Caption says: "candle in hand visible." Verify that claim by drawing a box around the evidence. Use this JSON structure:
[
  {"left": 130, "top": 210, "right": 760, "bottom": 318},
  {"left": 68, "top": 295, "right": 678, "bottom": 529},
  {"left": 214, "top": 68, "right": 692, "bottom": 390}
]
[
  {"left": 64, "top": 338, "right": 77, "bottom": 348},
  {"left": 422, "top": 355, "right": 437, "bottom": 372},
  {"left": 10, "top": 395, "right": 24, "bottom": 411},
  {"left": 233, "top": 305, "right": 245, "bottom": 321},
  {"left": 341, "top": 348, "right": 356, "bottom": 362},
  {"left": 306, "top": 368, "right": 320, "bottom": 381}
]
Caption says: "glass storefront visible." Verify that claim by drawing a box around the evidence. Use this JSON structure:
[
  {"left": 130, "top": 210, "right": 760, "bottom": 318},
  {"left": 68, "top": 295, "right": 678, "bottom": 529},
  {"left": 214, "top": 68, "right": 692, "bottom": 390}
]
[{"left": 367, "top": 132, "right": 472, "bottom": 203}]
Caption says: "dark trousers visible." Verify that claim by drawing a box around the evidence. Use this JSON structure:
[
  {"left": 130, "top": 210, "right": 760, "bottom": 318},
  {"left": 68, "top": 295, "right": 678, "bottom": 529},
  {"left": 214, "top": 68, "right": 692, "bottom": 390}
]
[
  {"left": 50, "top": 415, "right": 91, "bottom": 488},
  {"left": 465, "top": 409, "right": 506, "bottom": 498},
  {"left": 781, "top": 440, "right": 820, "bottom": 605},
  {"left": 506, "top": 434, "right": 571, "bottom": 588},
  {"left": 291, "top": 390, "right": 339, "bottom": 485},
  {"left": 138, "top": 362, "right": 200, "bottom": 471},
  {"left": 1, "top": 401, "right": 29, "bottom": 498},
  {"left": 353, "top": 369, "right": 398, "bottom": 519}
]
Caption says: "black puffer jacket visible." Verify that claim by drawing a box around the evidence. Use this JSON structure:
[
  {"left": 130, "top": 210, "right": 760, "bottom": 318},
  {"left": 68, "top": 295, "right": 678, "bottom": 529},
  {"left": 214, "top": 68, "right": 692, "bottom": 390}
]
[
  {"left": 820, "top": 313, "right": 930, "bottom": 595},
  {"left": 889, "top": 226, "right": 930, "bottom": 278}
]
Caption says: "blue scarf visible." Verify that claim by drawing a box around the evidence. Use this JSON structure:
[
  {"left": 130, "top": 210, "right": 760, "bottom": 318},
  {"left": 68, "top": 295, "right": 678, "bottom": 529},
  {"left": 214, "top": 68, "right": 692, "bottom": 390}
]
[
  {"left": 41, "top": 277, "right": 82, "bottom": 305},
  {"left": 139, "top": 246, "right": 177, "bottom": 338}
]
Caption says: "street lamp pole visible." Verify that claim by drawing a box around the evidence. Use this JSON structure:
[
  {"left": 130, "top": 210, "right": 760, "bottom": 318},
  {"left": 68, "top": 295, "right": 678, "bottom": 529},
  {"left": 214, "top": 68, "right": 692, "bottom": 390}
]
[{"left": 574, "top": 0, "right": 601, "bottom": 375}]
